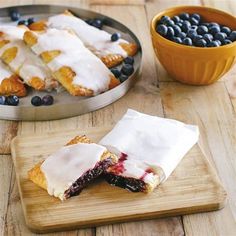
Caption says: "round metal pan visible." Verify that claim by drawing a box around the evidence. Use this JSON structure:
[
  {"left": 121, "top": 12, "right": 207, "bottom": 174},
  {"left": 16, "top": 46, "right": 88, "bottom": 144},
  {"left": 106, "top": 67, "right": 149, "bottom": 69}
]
[{"left": 0, "top": 4, "right": 142, "bottom": 121}]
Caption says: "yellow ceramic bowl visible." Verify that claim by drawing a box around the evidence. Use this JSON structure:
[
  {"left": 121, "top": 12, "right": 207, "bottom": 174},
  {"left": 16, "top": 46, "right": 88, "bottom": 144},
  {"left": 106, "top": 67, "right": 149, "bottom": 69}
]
[{"left": 150, "top": 6, "right": 236, "bottom": 85}]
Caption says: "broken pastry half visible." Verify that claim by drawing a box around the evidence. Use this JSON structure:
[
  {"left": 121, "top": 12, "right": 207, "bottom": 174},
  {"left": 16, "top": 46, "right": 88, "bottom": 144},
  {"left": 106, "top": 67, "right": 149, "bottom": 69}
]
[
  {"left": 0, "top": 60, "right": 26, "bottom": 97},
  {"left": 23, "top": 28, "right": 120, "bottom": 96},
  {"left": 28, "top": 135, "right": 118, "bottom": 201},
  {"left": 29, "top": 10, "right": 138, "bottom": 68},
  {"left": 0, "top": 26, "right": 58, "bottom": 91}
]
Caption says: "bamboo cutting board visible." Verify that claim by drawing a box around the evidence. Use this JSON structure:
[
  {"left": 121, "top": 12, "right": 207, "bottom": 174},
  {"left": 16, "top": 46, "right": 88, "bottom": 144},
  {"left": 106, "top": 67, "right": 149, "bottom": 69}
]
[{"left": 11, "top": 127, "right": 226, "bottom": 233}]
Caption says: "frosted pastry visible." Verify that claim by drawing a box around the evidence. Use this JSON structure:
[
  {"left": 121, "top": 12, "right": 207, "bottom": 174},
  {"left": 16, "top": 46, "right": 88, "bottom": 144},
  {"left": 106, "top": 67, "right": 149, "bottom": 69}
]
[
  {"left": 99, "top": 109, "right": 199, "bottom": 193},
  {"left": 0, "top": 26, "right": 58, "bottom": 91},
  {"left": 29, "top": 10, "right": 138, "bottom": 68},
  {"left": 0, "top": 60, "right": 26, "bottom": 97},
  {"left": 28, "top": 135, "right": 118, "bottom": 200},
  {"left": 23, "top": 28, "right": 120, "bottom": 96}
]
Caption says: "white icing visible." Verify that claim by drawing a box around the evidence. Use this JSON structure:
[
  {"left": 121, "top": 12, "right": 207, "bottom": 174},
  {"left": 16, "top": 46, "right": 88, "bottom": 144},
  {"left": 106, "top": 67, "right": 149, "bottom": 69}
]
[
  {"left": 99, "top": 109, "right": 199, "bottom": 184},
  {"left": 32, "top": 28, "right": 112, "bottom": 95},
  {"left": 0, "top": 60, "right": 12, "bottom": 84},
  {"left": 47, "top": 14, "right": 128, "bottom": 57},
  {"left": 0, "top": 26, "right": 54, "bottom": 89},
  {"left": 41, "top": 143, "right": 107, "bottom": 200}
]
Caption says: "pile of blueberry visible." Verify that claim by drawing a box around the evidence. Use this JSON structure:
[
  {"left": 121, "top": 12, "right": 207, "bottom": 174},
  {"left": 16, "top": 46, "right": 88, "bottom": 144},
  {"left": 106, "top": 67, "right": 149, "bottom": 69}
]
[
  {"left": 9, "top": 10, "right": 35, "bottom": 26},
  {"left": 0, "top": 95, "right": 19, "bottom": 106},
  {"left": 156, "top": 12, "right": 236, "bottom": 47},
  {"left": 31, "top": 95, "right": 54, "bottom": 106},
  {"left": 110, "top": 56, "right": 134, "bottom": 82}
]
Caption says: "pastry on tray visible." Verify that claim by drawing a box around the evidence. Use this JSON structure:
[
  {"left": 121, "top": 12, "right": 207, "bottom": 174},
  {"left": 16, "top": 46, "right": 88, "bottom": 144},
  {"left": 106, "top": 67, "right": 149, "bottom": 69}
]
[
  {"left": 0, "top": 60, "right": 26, "bottom": 97},
  {"left": 28, "top": 10, "right": 138, "bottom": 68},
  {"left": 0, "top": 26, "right": 58, "bottom": 91},
  {"left": 23, "top": 28, "right": 120, "bottom": 96},
  {"left": 99, "top": 109, "right": 199, "bottom": 193},
  {"left": 28, "top": 135, "right": 118, "bottom": 201}
]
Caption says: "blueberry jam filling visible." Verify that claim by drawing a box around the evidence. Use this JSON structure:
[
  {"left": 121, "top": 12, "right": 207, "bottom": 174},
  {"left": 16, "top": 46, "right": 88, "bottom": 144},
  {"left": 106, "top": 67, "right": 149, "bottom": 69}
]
[
  {"left": 105, "top": 174, "right": 147, "bottom": 192},
  {"left": 64, "top": 157, "right": 114, "bottom": 199},
  {"left": 156, "top": 12, "right": 236, "bottom": 47}
]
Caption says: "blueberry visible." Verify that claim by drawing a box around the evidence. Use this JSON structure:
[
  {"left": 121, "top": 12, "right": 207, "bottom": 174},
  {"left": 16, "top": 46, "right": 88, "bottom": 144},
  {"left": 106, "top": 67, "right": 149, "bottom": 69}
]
[
  {"left": 27, "top": 17, "right": 35, "bottom": 25},
  {"left": 203, "top": 34, "right": 213, "bottom": 43},
  {"left": 187, "top": 29, "right": 197, "bottom": 39},
  {"left": 229, "top": 31, "right": 236, "bottom": 41},
  {"left": 214, "top": 32, "right": 227, "bottom": 42},
  {"left": 119, "top": 74, "right": 129, "bottom": 83},
  {"left": 209, "top": 26, "right": 220, "bottom": 35},
  {"left": 172, "top": 15, "right": 180, "bottom": 23},
  {"left": 182, "top": 20, "right": 191, "bottom": 32},
  {"left": 31, "top": 96, "right": 42, "bottom": 106},
  {"left": 176, "top": 22, "right": 183, "bottom": 28},
  {"left": 42, "top": 95, "right": 54, "bottom": 106},
  {"left": 0, "top": 96, "right": 6, "bottom": 105},
  {"left": 10, "top": 10, "right": 20, "bottom": 21},
  {"left": 192, "top": 34, "right": 203, "bottom": 44},
  {"left": 179, "top": 12, "right": 190, "bottom": 20},
  {"left": 17, "top": 20, "right": 27, "bottom": 26},
  {"left": 223, "top": 39, "right": 232, "bottom": 45},
  {"left": 190, "top": 17, "right": 199, "bottom": 26},
  {"left": 111, "top": 32, "right": 121, "bottom": 42},
  {"left": 166, "top": 19, "right": 175, "bottom": 27},
  {"left": 156, "top": 24, "right": 168, "bottom": 36},
  {"left": 221, "top": 26, "right": 231, "bottom": 36},
  {"left": 209, "top": 22, "right": 220, "bottom": 28},
  {"left": 208, "top": 41, "right": 220, "bottom": 47},
  {"left": 182, "top": 37, "right": 193, "bottom": 46},
  {"left": 91, "top": 19, "right": 103, "bottom": 29},
  {"left": 215, "top": 40, "right": 222, "bottom": 46},
  {"left": 160, "top": 15, "right": 170, "bottom": 24},
  {"left": 110, "top": 68, "right": 121, "bottom": 78},
  {"left": 191, "top": 13, "right": 201, "bottom": 21},
  {"left": 197, "top": 25, "right": 208, "bottom": 35},
  {"left": 195, "top": 39, "right": 207, "bottom": 47},
  {"left": 177, "top": 31, "right": 186, "bottom": 39},
  {"left": 5, "top": 95, "right": 19, "bottom": 106},
  {"left": 173, "top": 37, "right": 182, "bottom": 44},
  {"left": 166, "top": 26, "right": 175, "bottom": 39},
  {"left": 121, "top": 64, "right": 134, "bottom": 76},
  {"left": 124, "top": 56, "right": 134, "bottom": 65},
  {"left": 172, "top": 25, "right": 181, "bottom": 36},
  {"left": 85, "top": 19, "right": 94, "bottom": 25},
  {"left": 190, "top": 25, "right": 198, "bottom": 31}
]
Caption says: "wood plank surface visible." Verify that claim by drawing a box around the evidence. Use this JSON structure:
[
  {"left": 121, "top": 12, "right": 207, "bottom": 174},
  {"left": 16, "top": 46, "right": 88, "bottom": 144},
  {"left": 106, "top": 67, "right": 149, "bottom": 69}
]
[{"left": 11, "top": 127, "right": 225, "bottom": 233}]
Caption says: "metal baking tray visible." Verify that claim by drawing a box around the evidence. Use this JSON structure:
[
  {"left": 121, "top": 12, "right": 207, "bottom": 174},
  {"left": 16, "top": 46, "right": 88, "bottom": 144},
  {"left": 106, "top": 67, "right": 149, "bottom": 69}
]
[{"left": 0, "top": 5, "right": 142, "bottom": 121}]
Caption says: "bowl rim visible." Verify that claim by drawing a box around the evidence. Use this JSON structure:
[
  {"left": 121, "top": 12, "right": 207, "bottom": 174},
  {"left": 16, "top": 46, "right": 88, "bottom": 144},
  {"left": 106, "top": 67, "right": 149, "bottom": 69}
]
[{"left": 150, "top": 5, "right": 236, "bottom": 51}]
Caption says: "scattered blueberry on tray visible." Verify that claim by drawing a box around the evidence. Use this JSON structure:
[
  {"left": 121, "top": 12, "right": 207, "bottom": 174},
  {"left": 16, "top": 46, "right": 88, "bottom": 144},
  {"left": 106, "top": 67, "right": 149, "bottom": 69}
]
[
  {"left": 85, "top": 18, "right": 103, "bottom": 29},
  {"left": 5, "top": 95, "right": 19, "bottom": 106},
  {"left": 156, "top": 12, "right": 236, "bottom": 47},
  {"left": 0, "top": 96, "right": 6, "bottom": 105},
  {"left": 110, "top": 56, "right": 135, "bottom": 83},
  {"left": 111, "top": 32, "right": 121, "bottom": 42},
  {"left": 10, "top": 10, "right": 21, "bottom": 21},
  {"left": 31, "top": 95, "right": 54, "bottom": 107}
]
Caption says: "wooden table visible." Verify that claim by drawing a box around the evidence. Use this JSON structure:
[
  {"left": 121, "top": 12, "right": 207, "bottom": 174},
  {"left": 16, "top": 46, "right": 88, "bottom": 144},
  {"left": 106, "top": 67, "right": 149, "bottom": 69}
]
[{"left": 0, "top": 0, "right": 236, "bottom": 235}]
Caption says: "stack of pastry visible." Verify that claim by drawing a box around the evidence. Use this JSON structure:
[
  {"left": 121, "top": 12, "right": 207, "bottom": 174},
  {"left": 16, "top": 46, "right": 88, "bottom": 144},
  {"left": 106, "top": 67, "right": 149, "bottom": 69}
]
[{"left": 0, "top": 11, "right": 138, "bottom": 98}]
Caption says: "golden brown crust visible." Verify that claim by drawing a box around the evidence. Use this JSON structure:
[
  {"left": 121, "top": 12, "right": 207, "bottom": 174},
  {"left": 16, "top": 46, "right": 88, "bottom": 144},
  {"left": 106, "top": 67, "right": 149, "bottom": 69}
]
[
  {"left": 28, "top": 77, "right": 46, "bottom": 91},
  {"left": 0, "top": 75, "right": 27, "bottom": 97},
  {"left": 28, "top": 135, "right": 118, "bottom": 193},
  {"left": 1, "top": 46, "right": 18, "bottom": 64}
]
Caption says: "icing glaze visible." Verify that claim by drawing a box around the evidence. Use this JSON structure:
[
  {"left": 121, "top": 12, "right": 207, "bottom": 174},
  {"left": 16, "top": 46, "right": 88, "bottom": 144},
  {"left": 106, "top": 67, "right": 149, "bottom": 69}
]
[
  {"left": 99, "top": 109, "right": 199, "bottom": 185},
  {"left": 31, "top": 28, "right": 113, "bottom": 95},
  {"left": 47, "top": 14, "right": 128, "bottom": 57},
  {"left": 0, "top": 26, "right": 54, "bottom": 89},
  {"left": 0, "top": 60, "right": 12, "bottom": 84},
  {"left": 41, "top": 143, "right": 107, "bottom": 200}
]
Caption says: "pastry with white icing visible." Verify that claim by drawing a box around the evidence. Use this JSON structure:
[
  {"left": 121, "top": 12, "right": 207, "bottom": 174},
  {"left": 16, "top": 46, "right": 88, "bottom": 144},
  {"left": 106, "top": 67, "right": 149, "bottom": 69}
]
[
  {"left": 99, "top": 109, "right": 199, "bottom": 193},
  {"left": 28, "top": 135, "right": 118, "bottom": 200},
  {"left": 0, "top": 60, "right": 26, "bottom": 97},
  {"left": 23, "top": 28, "right": 120, "bottom": 96},
  {"left": 29, "top": 10, "right": 138, "bottom": 68},
  {"left": 0, "top": 25, "right": 58, "bottom": 91}
]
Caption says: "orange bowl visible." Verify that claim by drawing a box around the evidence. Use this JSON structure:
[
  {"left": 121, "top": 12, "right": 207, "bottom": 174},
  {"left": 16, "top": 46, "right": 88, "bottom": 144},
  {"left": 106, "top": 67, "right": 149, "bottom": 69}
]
[{"left": 150, "top": 6, "right": 236, "bottom": 85}]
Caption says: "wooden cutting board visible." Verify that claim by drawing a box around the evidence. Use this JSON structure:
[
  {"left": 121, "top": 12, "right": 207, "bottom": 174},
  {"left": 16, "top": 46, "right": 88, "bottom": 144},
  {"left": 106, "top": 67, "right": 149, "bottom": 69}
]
[{"left": 11, "top": 127, "right": 226, "bottom": 233}]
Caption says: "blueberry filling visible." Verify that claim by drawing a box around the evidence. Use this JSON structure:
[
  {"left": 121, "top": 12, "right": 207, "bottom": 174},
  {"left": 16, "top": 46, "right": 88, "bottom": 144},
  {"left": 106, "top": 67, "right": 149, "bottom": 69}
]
[{"left": 64, "top": 157, "right": 114, "bottom": 199}]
